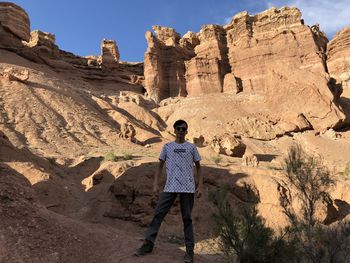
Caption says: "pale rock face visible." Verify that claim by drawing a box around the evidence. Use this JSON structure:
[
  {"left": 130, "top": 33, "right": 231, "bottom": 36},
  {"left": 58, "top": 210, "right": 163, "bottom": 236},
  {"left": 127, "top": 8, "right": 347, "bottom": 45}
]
[
  {"left": 101, "top": 39, "right": 120, "bottom": 69},
  {"left": 27, "top": 30, "right": 57, "bottom": 49},
  {"left": 242, "top": 154, "right": 259, "bottom": 167},
  {"left": 0, "top": 2, "right": 30, "bottom": 41},
  {"left": 228, "top": 117, "right": 283, "bottom": 141},
  {"left": 143, "top": 6, "right": 345, "bottom": 131},
  {"left": 263, "top": 66, "right": 345, "bottom": 130}
]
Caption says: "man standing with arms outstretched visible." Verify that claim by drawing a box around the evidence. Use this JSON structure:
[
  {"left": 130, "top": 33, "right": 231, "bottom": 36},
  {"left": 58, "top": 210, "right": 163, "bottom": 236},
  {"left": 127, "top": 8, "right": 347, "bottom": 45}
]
[{"left": 135, "top": 120, "right": 202, "bottom": 263}]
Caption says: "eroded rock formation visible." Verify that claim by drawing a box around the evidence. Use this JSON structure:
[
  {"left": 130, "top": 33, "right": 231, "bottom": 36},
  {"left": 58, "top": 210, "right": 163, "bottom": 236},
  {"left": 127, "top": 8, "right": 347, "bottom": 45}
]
[
  {"left": 144, "top": 6, "right": 346, "bottom": 131},
  {"left": 101, "top": 39, "right": 120, "bottom": 70},
  {"left": 226, "top": 7, "right": 328, "bottom": 92},
  {"left": 185, "top": 25, "right": 230, "bottom": 96},
  {"left": 144, "top": 26, "right": 196, "bottom": 102}
]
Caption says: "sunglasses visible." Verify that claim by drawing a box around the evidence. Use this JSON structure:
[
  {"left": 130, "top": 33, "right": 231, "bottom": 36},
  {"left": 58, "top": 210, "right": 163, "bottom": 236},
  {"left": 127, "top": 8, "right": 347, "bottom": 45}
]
[{"left": 175, "top": 127, "right": 187, "bottom": 132}]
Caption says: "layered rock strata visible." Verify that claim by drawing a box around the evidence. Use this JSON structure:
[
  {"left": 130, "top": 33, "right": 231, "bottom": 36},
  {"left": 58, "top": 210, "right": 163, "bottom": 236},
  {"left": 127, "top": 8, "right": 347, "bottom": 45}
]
[
  {"left": 144, "top": 26, "right": 196, "bottom": 102},
  {"left": 226, "top": 7, "right": 328, "bottom": 92},
  {"left": 0, "top": 2, "right": 30, "bottom": 41},
  {"left": 185, "top": 25, "right": 230, "bottom": 96},
  {"left": 0, "top": 2, "right": 30, "bottom": 48}
]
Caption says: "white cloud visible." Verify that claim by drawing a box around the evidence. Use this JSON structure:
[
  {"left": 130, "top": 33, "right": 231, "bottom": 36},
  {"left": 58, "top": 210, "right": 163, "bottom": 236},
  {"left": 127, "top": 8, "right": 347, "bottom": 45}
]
[{"left": 266, "top": 0, "right": 350, "bottom": 37}]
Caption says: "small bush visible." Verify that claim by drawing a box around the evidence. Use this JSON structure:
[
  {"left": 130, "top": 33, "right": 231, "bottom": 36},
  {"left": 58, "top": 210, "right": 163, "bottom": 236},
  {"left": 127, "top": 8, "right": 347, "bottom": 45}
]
[
  {"left": 209, "top": 186, "right": 296, "bottom": 263},
  {"left": 279, "top": 144, "right": 350, "bottom": 263},
  {"left": 211, "top": 155, "right": 222, "bottom": 165},
  {"left": 122, "top": 152, "right": 133, "bottom": 160},
  {"left": 338, "top": 162, "right": 350, "bottom": 180},
  {"left": 103, "top": 151, "right": 118, "bottom": 162}
]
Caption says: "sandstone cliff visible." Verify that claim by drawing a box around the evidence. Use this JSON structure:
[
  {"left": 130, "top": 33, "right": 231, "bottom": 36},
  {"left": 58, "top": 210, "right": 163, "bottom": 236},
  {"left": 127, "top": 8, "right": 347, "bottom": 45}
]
[
  {"left": 144, "top": 26, "right": 195, "bottom": 102},
  {"left": 144, "top": 6, "right": 346, "bottom": 132},
  {"left": 328, "top": 27, "right": 350, "bottom": 94},
  {"left": 327, "top": 27, "right": 350, "bottom": 124},
  {"left": 0, "top": 2, "right": 30, "bottom": 48}
]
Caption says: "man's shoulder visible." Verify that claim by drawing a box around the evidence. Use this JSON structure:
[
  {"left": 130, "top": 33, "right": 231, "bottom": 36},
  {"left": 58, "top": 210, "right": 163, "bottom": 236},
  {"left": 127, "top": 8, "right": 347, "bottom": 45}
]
[{"left": 185, "top": 141, "right": 197, "bottom": 149}]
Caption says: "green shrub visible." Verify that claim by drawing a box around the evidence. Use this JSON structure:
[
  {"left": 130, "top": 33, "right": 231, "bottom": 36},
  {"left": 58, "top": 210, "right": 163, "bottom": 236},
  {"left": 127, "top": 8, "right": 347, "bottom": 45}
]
[
  {"left": 279, "top": 145, "right": 350, "bottom": 263},
  {"left": 209, "top": 186, "right": 296, "bottom": 263},
  {"left": 103, "top": 151, "right": 117, "bottom": 162},
  {"left": 211, "top": 155, "right": 222, "bottom": 165},
  {"left": 338, "top": 162, "right": 350, "bottom": 180},
  {"left": 122, "top": 152, "right": 133, "bottom": 160}
]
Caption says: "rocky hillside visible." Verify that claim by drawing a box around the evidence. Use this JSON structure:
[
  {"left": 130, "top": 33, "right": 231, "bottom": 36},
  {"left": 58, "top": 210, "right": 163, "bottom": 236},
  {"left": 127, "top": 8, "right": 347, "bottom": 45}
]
[{"left": 1, "top": 2, "right": 350, "bottom": 263}]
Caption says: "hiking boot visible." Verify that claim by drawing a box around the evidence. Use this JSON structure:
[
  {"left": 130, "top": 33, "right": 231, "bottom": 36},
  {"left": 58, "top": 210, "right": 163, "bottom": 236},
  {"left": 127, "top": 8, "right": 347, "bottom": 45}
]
[
  {"left": 184, "top": 250, "right": 194, "bottom": 263},
  {"left": 134, "top": 240, "right": 154, "bottom": 256}
]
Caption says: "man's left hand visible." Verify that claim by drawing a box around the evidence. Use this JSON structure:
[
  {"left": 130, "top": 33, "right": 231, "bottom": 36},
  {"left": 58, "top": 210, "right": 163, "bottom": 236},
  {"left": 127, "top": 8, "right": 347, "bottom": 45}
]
[{"left": 195, "top": 187, "right": 203, "bottom": 198}]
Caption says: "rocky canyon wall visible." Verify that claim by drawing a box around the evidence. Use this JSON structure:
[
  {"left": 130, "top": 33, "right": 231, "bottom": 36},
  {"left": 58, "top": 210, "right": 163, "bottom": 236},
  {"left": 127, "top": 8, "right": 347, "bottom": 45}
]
[{"left": 144, "top": 6, "right": 348, "bottom": 130}]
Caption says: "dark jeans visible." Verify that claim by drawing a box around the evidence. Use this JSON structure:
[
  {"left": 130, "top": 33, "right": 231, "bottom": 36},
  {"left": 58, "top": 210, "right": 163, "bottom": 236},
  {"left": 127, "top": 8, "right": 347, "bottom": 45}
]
[{"left": 145, "top": 192, "right": 195, "bottom": 251}]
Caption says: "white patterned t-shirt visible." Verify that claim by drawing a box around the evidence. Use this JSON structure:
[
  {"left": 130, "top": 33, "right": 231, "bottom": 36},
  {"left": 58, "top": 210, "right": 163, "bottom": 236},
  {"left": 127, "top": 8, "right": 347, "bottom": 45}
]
[{"left": 159, "top": 141, "right": 201, "bottom": 193}]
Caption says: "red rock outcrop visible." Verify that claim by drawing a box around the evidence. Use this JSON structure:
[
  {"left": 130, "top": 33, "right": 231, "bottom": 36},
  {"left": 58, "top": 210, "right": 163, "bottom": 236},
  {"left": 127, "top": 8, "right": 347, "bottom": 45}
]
[
  {"left": 144, "top": 6, "right": 345, "bottom": 131},
  {"left": 225, "top": 7, "right": 327, "bottom": 93},
  {"left": 144, "top": 26, "right": 196, "bottom": 102},
  {"left": 185, "top": 25, "right": 230, "bottom": 96}
]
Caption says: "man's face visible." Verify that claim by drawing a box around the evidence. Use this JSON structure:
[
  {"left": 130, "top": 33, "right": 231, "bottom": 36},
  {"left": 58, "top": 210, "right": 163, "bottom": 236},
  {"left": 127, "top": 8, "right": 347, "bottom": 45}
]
[{"left": 174, "top": 123, "right": 188, "bottom": 137}]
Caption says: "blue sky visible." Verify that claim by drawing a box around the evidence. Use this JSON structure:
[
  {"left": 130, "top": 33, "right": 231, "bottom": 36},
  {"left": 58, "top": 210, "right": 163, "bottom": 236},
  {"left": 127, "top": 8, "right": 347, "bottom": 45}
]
[{"left": 8, "top": 0, "right": 350, "bottom": 62}]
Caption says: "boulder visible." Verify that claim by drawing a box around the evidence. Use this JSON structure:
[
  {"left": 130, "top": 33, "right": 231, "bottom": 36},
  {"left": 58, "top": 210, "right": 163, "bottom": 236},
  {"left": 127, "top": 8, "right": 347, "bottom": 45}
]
[
  {"left": 192, "top": 135, "right": 205, "bottom": 147},
  {"left": 2, "top": 67, "right": 29, "bottom": 82},
  {"left": 210, "top": 133, "right": 246, "bottom": 157},
  {"left": 242, "top": 154, "right": 259, "bottom": 167},
  {"left": 118, "top": 123, "right": 136, "bottom": 142},
  {"left": 228, "top": 117, "right": 283, "bottom": 140}
]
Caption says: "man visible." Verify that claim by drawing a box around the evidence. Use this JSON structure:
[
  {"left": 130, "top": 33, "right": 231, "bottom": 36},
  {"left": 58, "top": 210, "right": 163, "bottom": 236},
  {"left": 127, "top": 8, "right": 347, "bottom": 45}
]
[{"left": 135, "top": 119, "right": 202, "bottom": 263}]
